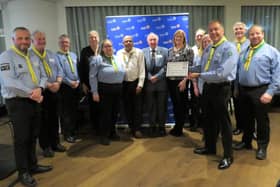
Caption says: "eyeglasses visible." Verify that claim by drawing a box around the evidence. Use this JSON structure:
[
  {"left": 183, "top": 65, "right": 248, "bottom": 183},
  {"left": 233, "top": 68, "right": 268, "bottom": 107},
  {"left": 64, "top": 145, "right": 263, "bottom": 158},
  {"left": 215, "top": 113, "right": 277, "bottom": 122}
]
[
  {"left": 124, "top": 40, "right": 133, "bottom": 43},
  {"left": 103, "top": 45, "right": 112, "bottom": 48}
]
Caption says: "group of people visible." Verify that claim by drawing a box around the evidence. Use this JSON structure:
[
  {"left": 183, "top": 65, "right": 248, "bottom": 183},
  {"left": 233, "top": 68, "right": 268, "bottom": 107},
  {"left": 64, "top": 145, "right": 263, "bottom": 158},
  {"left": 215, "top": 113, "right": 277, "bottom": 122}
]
[{"left": 0, "top": 19, "right": 280, "bottom": 187}]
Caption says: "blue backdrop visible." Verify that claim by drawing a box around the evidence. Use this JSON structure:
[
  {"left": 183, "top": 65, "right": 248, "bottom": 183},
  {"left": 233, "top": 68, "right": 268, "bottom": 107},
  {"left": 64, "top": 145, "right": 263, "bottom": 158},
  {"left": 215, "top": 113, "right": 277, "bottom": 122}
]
[
  {"left": 106, "top": 13, "right": 189, "bottom": 52},
  {"left": 106, "top": 13, "right": 189, "bottom": 124}
]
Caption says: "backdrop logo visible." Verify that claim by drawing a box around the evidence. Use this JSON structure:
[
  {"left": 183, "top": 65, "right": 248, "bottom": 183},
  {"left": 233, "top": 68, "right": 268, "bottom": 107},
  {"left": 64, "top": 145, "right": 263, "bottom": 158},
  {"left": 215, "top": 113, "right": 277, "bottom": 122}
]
[
  {"left": 163, "top": 39, "right": 173, "bottom": 45},
  {"left": 134, "top": 40, "right": 143, "bottom": 45},
  {"left": 152, "top": 17, "right": 161, "bottom": 22},
  {"left": 155, "top": 25, "right": 165, "bottom": 30},
  {"left": 115, "top": 33, "right": 124, "bottom": 39},
  {"left": 111, "top": 26, "right": 120, "bottom": 32},
  {"left": 121, "top": 18, "right": 131, "bottom": 23},
  {"left": 159, "top": 32, "right": 169, "bottom": 37},
  {"left": 140, "top": 25, "right": 150, "bottom": 30},
  {"left": 167, "top": 16, "right": 176, "bottom": 21},
  {"left": 137, "top": 17, "right": 146, "bottom": 23},
  {"left": 107, "top": 19, "right": 116, "bottom": 24},
  {"left": 125, "top": 26, "right": 135, "bottom": 31},
  {"left": 170, "top": 24, "right": 181, "bottom": 29}
]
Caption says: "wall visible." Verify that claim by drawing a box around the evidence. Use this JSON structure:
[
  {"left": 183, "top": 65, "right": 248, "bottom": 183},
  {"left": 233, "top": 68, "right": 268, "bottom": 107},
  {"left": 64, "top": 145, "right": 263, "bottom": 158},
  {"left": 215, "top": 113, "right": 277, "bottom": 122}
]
[{"left": 1, "top": 0, "right": 280, "bottom": 51}]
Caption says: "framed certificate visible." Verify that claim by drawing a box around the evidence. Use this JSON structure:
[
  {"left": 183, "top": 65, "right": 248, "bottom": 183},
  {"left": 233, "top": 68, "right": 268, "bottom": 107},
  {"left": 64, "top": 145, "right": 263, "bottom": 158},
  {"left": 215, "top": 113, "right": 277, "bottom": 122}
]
[{"left": 166, "top": 61, "right": 188, "bottom": 77}]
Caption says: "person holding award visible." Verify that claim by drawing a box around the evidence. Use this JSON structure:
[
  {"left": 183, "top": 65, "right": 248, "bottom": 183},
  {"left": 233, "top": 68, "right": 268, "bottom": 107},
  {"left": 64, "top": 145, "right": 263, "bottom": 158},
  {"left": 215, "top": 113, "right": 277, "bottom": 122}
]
[{"left": 166, "top": 29, "right": 194, "bottom": 137}]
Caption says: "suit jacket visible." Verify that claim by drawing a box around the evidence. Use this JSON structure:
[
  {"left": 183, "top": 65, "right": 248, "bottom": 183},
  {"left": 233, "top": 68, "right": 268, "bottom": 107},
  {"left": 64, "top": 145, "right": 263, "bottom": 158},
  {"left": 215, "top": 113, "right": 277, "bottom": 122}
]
[{"left": 142, "top": 46, "right": 168, "bottom": 92}]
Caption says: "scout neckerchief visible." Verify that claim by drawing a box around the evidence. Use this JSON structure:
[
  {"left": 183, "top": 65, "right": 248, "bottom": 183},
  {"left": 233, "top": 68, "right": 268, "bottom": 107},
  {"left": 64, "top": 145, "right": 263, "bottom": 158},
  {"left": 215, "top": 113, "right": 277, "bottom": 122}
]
[
  {"left": 12, "top": 46, "right": 38, "bottom": 84},
  {"left": 32, "top": 46, "right": 52, "bottom": 77},
  {"left": 204, "top": 36, "right": 227, "bottom": 71},
  {"left": 59, "top": 50, "right": 75, "bottom": 74},
  {"left": 236, "top": 36, "right": 247, "bottom": 53},
  {"left": 243, "top": 40, "right": 265, "bottom": 71},
  {"left": 105, "top": 55, "right": 118, "bottom": 72}
]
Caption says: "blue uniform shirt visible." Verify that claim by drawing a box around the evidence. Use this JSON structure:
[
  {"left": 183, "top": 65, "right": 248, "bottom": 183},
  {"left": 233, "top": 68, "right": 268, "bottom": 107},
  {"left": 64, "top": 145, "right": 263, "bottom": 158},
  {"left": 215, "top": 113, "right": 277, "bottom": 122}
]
[
  {"left": 200, "top": 41, "right": 238, "bottom": 83},
  {"left": 0, "top": 48, "right": 47, "bottom": 98},
  {"left": 238, "top": 43, "right": 280, "bottom": 96},
  {"left": 56, "top": 51, "right": 79, "bottom": 86},
  {"left": 234, "top": 39, "right": 250, "bottom": 54},
  {"left": 30, "top": 49, "right": 63, "bottom": 83},
  {"left": 89, "top": 55, "right": 125, "bottom": 94}
]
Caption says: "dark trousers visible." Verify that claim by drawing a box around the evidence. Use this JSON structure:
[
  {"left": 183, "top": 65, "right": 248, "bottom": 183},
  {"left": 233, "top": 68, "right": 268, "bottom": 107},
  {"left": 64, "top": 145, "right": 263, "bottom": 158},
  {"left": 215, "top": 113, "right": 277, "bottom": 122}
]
[
  {"left": 88, "top": 92, "right": 100, "bottom": 132},
  {"left": 122, "top": 80, "right": 142, "bottom": 131},
  {"left": 167, "top": 79, "right": 187, "bottom": 131},
  {"left": 187, "top": 80, "right": 200, "bottom": 127},
  {"left": 5, "top": 98, "right": 41, "bottom": 175},
  {"left": 239, "top": 85, "right": 270, "bottom": 149},
  {"left": 39, "top": 90, "right": 60, "bottom": 150},
  {"left": 60, "top": 84, "right": 80, "bottom": 137},
  {"left": 145, "top": 89, "right": 167, "bottom": 128},
  {"left": 98, "top": 83, "right": 122, "bottom": 137},
  {"left": 202, "top": 83, "right": 233, "bottom": 158}
]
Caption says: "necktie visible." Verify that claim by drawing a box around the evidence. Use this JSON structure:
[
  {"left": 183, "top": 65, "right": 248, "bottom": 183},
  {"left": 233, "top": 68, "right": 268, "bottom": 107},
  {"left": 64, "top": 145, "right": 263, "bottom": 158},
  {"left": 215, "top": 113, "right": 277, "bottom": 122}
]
[
  {"left": 12, "top": 46, "right": 38, "bottom": 85},
  {"left": 151, "top": 49, "right": 156, "bottom": 74},
  {"left": 32, "top": 47, "right": 52, "bottom": 77},
  {"left": 244, "top": 40, "right": 265, "bottom": 71},
  {"left": 110, "top": 57, "right": 118, "bottom": 72},
  {"left": 204, "top": 36, "right": 227, "bottom": 71}
]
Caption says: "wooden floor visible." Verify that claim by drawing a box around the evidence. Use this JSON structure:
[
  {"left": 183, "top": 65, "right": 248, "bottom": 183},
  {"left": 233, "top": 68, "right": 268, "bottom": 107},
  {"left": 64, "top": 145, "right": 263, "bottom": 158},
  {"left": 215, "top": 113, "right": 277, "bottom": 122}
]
[{"left": 1, "top": 114, "right": 280, "bottom": 187}]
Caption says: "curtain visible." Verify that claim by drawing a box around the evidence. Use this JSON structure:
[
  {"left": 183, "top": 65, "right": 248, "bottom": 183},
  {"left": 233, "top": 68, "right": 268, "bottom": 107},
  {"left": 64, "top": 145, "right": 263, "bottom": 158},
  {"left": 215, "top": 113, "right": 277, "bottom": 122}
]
[
  {"left": 241, "top": 6, "right": 280, "bottom": 49},
  {"left": 66, "top": 6, "right": 224, "bottom": 56}
]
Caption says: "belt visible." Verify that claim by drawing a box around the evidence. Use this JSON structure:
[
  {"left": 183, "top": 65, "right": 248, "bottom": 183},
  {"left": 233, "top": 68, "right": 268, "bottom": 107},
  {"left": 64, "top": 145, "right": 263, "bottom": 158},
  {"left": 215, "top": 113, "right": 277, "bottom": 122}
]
[
  {"left": 206, "top": 82, "right": 230, "bottom": 87},
  {"left": 240, "top": 84, "right": 269, "bottom": 89}
]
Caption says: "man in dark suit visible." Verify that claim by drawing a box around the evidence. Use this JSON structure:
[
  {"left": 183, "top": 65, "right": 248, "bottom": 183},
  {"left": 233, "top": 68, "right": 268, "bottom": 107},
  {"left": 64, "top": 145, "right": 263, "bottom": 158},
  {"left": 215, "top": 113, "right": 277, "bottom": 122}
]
[{"left": 142, "top": 33, "right": 168, "bottom": 136}]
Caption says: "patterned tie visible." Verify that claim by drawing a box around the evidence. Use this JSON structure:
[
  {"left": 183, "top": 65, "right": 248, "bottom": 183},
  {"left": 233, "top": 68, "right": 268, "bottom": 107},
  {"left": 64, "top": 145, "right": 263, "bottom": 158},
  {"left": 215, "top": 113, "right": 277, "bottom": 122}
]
[
  {"left": 151, "top": 49, "right": 156, "bottom": 74},
  {"left": 12, "top": 46, "right": 38, "bottom": 85}
]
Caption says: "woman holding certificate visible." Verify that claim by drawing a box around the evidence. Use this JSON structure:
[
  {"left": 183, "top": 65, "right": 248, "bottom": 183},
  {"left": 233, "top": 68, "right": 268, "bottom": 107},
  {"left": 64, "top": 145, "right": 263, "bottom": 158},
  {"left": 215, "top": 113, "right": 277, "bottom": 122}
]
[
  {"left": 167, "top": 29, "right": 194, "bottom": 136},
  {"left": 89, "top": 39, "right": 125, "bottom": 145}
]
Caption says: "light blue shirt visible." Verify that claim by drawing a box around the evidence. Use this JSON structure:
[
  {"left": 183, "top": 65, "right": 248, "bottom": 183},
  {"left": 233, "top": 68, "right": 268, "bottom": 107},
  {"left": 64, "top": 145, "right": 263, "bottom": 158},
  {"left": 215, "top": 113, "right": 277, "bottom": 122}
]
[
  {"left": 200, "top": 41, "right": 238, "bottom": 83},
  {"left": 56, "top": 51, "right": 79, "bottom": 86},
  {"left": 89, "top": 55, "right": 125, "bottom": 94},
  {"left": 234, "top": 39, "right": 250, "bottom": 54},
  {"left": 30, "top": 49, "right": 63, "bottom": 83},
  {"left": 0, "top": 48, "right": 47, "bottom": 98},
  {"left": 238, "top": 43, "right": 280, "bottom": 96}
]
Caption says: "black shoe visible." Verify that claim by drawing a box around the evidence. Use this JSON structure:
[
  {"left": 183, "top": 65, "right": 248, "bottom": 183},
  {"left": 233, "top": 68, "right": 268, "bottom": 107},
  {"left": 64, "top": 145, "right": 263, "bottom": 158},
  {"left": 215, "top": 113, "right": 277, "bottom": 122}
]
[
  {"left": 19, "top": 172, "right": 37, "bottom": 187},
  {"left": 233, "top": 128, "right": 242, "bottom": 135},
  {"left": 42, "top": 147, "right": 54, "bottom": 157},
  {"left": 169, "top": 128, "right": 183, "bottom": 137},
  {"left": 256, "top": 148, "right": 267, "bottom": 160},
  {"left": 99, "top": 137, "right": 110, "bottom": 145},
  {"left": 109, "top": 133, "right": 121, "bottom": 141},
  {"left": 65, "top": 136, "right": 76, "bottom": 143},
  {"left": 30, "top": 165, "right": 53, "bottom": 174},
  {"left": 193, "top": 147, "right": 216, "bottom": 155},
  {"left": 233, "top": 142, "right": 252, "bottom": 150},
  {"left": 52, "top": 144, "right": 66, "bottom": 152},
  {"left": 218, "top": 157, "right": 233, "bottom": 170}
]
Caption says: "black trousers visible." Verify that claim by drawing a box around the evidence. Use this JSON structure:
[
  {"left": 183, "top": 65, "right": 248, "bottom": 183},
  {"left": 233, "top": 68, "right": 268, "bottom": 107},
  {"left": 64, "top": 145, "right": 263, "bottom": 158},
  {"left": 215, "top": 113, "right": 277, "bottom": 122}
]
[
  {"left": 98, "top": 83, "right": 122, "bottom": 137},
  {"left": 202, "top": 82, "right": 233, "bottom": 158},
  {"left": 145, "top": 89, "right": 167, "bottom": 128},
  {"left": 5, "top": 98, "right": 41, "bottom": 175},
  {"left": 239, "top": 85, "right": 270, "bottom": 149},
  {"left": 187, "top": 80, "right": 200, "bottom": 127},
  {"left": 122, "top": 80, "right": 143, "bottom": 131},
  {"left": 60, "top": 84, "right": 80, "bottom": 137},
  {"left": 39, "top": 90, "right": 60, "bottom": 150},
  {"left": 167, "top": 79, "right": 188, "bottom": 130},
  {"left": 87, "top": 92, "right": 100, "bottom": 132}
]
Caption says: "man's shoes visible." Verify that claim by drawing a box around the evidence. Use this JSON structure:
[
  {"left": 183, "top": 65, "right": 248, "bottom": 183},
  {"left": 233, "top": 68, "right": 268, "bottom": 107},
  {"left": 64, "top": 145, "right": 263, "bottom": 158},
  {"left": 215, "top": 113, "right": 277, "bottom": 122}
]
[
  {"left": 233, "top": 128, "right": 242, "bottom": 135},
  {"left": 30, "top": 165, "right": 53, "bottom": 174},
  {"left": 256, "top": 148, "right": 267, "bottom": 160},
  {"left": 133, "top": 130, "right": 143, "bottom": 138},
  {"left": 99, "top": 137, "right": 110, "bottom": 145},
  {"left": 65, "top": 136, "right": 76, "bottom": 143},
  {"left": 52, "top": 144, "right": 66, "bottom": 152},
  {"left": 169, "top": 128, "right": 183, "bottom": 137},
  {"left": 42, "top": 147, "right": 54, "bottom": 157},
  {"left": 218, "top": 157, "right": 233, "bottom": 170},
  {"left": 233, "top": 142, "right": 252, "bottom": 150},
  {"left": 193, "top": 147, "right": 216, "bottom": 155},
  {"left": 19, "top": 172, "right": 37, "bottom": 187}
]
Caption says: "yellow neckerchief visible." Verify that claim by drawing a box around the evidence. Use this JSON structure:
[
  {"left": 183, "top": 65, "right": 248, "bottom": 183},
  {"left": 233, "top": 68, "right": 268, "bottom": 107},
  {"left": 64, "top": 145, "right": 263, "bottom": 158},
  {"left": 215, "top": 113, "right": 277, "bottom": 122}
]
[
  {"left": 32, "top": 46, "right": 52, "bottom": 77},
  {"left": 11, "top": 46, "right": 38, "bottom": 85},
  {"left": 59, "top": 50, "right": 74, "bottom": 73},
  {"left": 236, "top": 36, "right": 247, "bottom": 53},
  {"left": 204, "top": 36, "right": 227, "bottom": 71},
  {"left": 243, "top": 40, "right": 265, "bottom": 71},
  {"left": 105, "top": 55, "right": 118, "bottom": 72}
]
